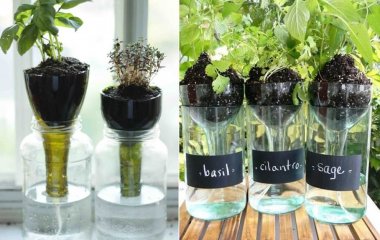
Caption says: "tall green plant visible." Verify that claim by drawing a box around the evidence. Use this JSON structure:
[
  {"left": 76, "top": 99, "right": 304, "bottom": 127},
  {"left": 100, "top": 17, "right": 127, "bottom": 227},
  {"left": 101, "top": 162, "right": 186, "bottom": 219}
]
[
  {"left": 0, "top": 0, "right": 90, "bottom": 61},
  {"left": 0, "top": 0, "right": 90, "bottom": 198},
  {"left": 283, "top": 0, "right": 380, "bottom": 71}
]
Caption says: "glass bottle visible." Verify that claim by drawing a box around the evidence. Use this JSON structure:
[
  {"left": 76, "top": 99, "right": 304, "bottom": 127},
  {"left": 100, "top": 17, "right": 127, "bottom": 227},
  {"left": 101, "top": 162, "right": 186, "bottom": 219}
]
[
  {"left": 95, "top": 125, "right": 168, "bottom": 240},
  {"left": 246, "top": 82, "right": 305, "bottom": 214},
  {"left": 21, "top": 118, "right": 93, "bottom": 239},
  {"left": 181, "top": 84, "right": 246, "bottom": 220},
  {"left": 305, "top": 82, "right": 371, "bottom": 223}
]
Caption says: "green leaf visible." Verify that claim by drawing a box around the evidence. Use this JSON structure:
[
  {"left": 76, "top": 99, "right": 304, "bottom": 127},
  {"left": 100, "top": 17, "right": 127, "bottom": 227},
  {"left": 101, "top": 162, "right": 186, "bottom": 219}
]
[
  {"left": 222, "top": 2, "right": 240, "bottom": 17},
  {"left": 327, "top": 24, "right": 344, "bottom": 57},
  {"left": 33, "top": 5, "right": 58, "bottom": 35},
  {"left": 228, "top": 13, "right": 243, "bottom": 25},
  {"left": 205, "top": 64, "right": 218, "bottom": 78},
  {"left": 14, "top": 4, "right": 35, "bottom": 20},
  {"left": 284, "top": 0, "right": 310, "bottom": 42},
  {"left": 274, "top": 25, "right": 289, "bottom": 46},
  {"left": 180, "top": 5, "right": 189, "bottom": 18},
  {"left": 14, "top": 4, "right": 34, "bottom": 24},
  {"left": 368, "top": 6, "right": 380, "bottom": 36},
  {"left": 0, "top": 25, "right": 19, "bottom": 53},
  {"left": 39, "top": 0, "right": 57, "bottom": 5},
  {"left": 213, "top": 60, "right": 230, "bottom": 72},
  {"left": 17, "top": 24, "right": 38, "bottom": 55},
  {"left": 321, "top": 0, "right": 361, "bottom": 23},
  {"left": 180, "top": 24, "right": 201, "bottom": 45},
  {"left": 212, "top": 75, "right": 230, "bottom": 94},
  {"left": 55, "top": 12, "right": 83, "bottom": 31},
  {"left": 347, "top": 23, "right": 373, "bottom": 64},
  {"left": 61, "top": 0, "right": 91, "bottom": 9},
  {"left": 306, "top": 0, "right": 318, "bottom": 12}
]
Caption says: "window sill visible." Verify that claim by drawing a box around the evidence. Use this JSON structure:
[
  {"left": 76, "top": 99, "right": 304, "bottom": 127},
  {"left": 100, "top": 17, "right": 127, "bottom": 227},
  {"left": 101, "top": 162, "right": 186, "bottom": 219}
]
[
  {"left": 0, "top": 221, "right": 178, "bottom": 240},
  {"left": 0, "top": 185, "right": 178, "bottom": 223}
]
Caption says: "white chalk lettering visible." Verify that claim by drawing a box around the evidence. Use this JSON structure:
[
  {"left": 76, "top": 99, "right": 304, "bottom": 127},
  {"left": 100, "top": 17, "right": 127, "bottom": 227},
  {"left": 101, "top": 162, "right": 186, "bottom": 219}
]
[
  {"left": 202, "top": 164, "right": 231, "bottom": 178},
  {"left": 316, "top": 163, "right": 345, "bottom": 180},
  {"left": 257, "top": 160, "right": 301, "bottom": 172}
]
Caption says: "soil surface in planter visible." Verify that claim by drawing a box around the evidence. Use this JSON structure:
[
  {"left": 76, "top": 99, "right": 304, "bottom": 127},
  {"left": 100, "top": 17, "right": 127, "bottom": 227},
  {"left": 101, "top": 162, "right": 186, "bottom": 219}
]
[
  {"left": 245, "top": 67, "right": 302, "bottom": 105},
  {"left": 311, "top": 54, "right": 371, "bottom": 108},
  {"left": 245, "top": 67, "right": 302, "bottom": 126},
  {"left": 25, "top": 57, "right": 89, "bottom": 125},
  {"left": 180, "top": 53, "right": 244, "bottom": 124},
  {"left": 102, "top": 85, "right": 161, "bottom": 131},
  {"left": 104, "top": 85, "right": 160, "bottom": 101},
  {"left": 180, "top": 52, "right": 244, "bottom": 107}
]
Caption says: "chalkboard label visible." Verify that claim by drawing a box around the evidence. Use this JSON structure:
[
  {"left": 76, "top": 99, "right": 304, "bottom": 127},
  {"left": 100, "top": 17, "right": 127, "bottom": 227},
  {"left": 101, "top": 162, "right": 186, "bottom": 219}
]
[
  {"left": 252, "top": 148, "right": 304, "bottom": 184},
  {"left": 186, "top": 152, "right": 243, "bottom": 189},
  {"left": 306, "top": 151, "right": 361, "bottom": 191}
]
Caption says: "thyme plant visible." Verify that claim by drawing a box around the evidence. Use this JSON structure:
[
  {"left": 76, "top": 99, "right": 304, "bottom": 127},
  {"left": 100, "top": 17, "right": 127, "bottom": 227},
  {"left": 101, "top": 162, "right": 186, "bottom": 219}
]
[
  {"left": 109, "top": 39, "right": 165, "bottom": 88},
  {"left": 108, "top": 39, "right": 165, "bottom": 197}
]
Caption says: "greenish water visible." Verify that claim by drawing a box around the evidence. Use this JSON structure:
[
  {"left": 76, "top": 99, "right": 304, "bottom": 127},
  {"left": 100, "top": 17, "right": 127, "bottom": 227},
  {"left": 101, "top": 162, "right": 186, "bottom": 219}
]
[
  {"left": 186, "top": 201, "right": 246, "bottom": 220},
  {"left": 249, "top": 196, "right": 304, "bottom": 214},
  {"left": 305, "top": 204, "right": 365, "bottom": 224}
]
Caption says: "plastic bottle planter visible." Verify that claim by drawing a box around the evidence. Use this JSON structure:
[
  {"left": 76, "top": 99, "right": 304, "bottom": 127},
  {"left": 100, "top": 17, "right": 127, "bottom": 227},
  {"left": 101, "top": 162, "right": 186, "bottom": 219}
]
[
  {"left": 305, "top": 82, "right": 371, "bottom": 224},
  {"left": 180, "top": 84, "right": 246, "bottom": 220},
  {"left": 21, "top": 119, "right": 92, "bottom": 239},
  {"left": 96, "top": 90, "right": 167, "bottom": 239},
  {"left": 245, "top": 82, "right": 305, "bottom": 214},
  {"left": 22, "top": 70, "right": 91, "bottom": 239}
]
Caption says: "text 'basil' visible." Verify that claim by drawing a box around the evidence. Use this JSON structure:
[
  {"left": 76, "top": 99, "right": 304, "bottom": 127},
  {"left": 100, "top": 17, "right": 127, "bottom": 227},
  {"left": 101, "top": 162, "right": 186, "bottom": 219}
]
[
  {"left": 186, "top": 152, "right": 243, "bottom": 189},
  {"left": 252, "top": 148, "right": 305, "bottom": 184},
  {"left": 306, "top": 151, "right": 362, "bottom": 191}
]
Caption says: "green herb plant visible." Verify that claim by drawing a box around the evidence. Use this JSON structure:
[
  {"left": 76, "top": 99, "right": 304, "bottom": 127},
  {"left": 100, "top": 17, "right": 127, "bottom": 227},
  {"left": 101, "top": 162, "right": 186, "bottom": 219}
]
[
  {"left": 0, "top": 0, "right": 90, "bottom": 198},
  {"left": 108, "top": 39, "right": 165, "bottom": 197},
  {"left": 109, "top": 39, "right": 165, "bottom": 89},
  {"left": 283, "top": 0, "right": 379, "bottom": 69},
  {"left": 0, "top": 0, "right": 90, "bottom": 61},
  {"left": 181, "top": 0, "right": 380, "bottom": 100},
  {"left": 370, "top": 90, "right": 380, "bottom": 207},
  {"left": 180, "top": 0, "right": 313, "bottom": 96}
]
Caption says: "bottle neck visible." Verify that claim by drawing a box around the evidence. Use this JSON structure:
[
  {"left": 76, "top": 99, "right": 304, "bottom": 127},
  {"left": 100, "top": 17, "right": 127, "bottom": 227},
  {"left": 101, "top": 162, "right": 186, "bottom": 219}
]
[
  {"left": 104, "top": 125, "right": 160, "bottom": 141},
  {"left": 31, "top": 117, "right": 81, "bottom": 133}
]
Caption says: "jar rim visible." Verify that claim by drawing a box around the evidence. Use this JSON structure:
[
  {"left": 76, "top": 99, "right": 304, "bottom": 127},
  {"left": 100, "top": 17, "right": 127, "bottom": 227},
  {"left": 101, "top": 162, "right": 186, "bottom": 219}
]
[
  {"left": 31, "top": 117, "right": 82, "bottom": 133},
  {"left": 104, "top": 125, "right": 160, "bottom": 141}
]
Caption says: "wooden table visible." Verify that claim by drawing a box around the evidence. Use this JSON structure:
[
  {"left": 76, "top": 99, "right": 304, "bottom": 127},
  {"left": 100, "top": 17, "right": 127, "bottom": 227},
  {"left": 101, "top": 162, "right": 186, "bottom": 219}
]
[{"left": 180, "top": 202, "right": 380, "bottom": 240}]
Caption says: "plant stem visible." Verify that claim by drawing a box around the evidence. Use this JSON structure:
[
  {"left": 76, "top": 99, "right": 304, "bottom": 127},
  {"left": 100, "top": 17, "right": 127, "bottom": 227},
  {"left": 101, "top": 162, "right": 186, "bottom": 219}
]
[
  {"left": 119, "top": 142, "right": 142, "bottom": 197},
  {"left": 54, "top": 35, "right": 62, "bottom": 61},
  {"left": 42, "top": 131, "right": 71, "bottom": 198},
  {"left": 48, "top": 33, "right": 57, "bottom": 60},
  {"left": 35, "top": 39, "right": 45, "bottom": 62}
]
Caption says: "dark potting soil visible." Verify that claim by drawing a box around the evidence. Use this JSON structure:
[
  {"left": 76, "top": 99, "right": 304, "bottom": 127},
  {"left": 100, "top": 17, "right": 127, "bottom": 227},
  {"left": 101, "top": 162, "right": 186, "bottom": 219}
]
[
  {"left": 103, "top": 85, "right": 161, "bottom": 101},
  {"left": 181, "top": 52, "right": 213, "bottom": 85},
  {"left": 24, "top": 57, "right": 89, "bottom": 125},
  {"left": 315, "top": 54, "right": 370, "bottom": 84},
  {"left": 180, "top": 53, "right": 244, "bottom": 107},
  {"left": 310, "top": 54, "right": 371, "bottom": 108},
  {"left": 101, "top": 85, "right": 161, "bottom": 131},
  {"left": 25, "top": 57, "right": 88, "bottom": 76},
  {"left": 245, "top": 67, "right": 302, "bottom": 105}
]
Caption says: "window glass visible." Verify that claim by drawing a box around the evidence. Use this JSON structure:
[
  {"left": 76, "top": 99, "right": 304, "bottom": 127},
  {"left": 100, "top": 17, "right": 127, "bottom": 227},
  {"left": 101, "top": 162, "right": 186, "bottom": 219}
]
[
  {"left": 148, "top": 0, "right": 179, "bottom": 179},
  {"left": 0, "top": 1, "right": 16, "bottom": 187}
]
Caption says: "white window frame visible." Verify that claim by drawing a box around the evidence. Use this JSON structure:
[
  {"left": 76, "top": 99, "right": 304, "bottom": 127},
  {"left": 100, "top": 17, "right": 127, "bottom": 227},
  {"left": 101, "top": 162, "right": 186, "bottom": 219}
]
[{"left": 0, "top": 0, "right": 178, "bottom": 223}]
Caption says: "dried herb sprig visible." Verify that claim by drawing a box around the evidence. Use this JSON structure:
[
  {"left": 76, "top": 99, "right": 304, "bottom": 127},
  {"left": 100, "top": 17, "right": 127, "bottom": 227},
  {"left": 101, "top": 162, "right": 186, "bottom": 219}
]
[{"left": 109, "top": 39, "right": 165, "bottom": 88}]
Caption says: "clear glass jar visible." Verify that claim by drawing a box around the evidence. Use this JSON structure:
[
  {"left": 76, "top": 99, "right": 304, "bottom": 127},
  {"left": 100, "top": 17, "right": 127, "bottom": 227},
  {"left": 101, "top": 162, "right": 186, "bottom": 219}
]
[
  {"left": 21, "top": 118, "right": 93, "bottom": 240},
  {"left": 181, "top": 105, "right": 246, "bottom": 220},
  {"left": 95, "top": 125, "right": 168, "bottom": 240}
]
